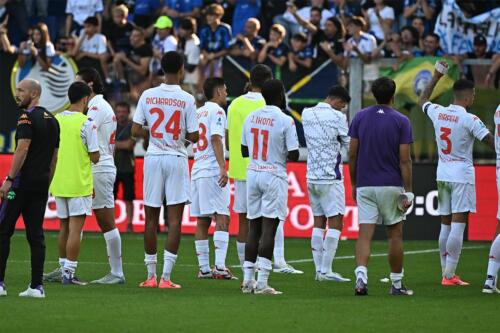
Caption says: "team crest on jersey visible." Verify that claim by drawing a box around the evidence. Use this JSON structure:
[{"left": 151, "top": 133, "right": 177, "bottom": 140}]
[
  {"left": 413, "top": 70, "right": 432, "bottom": 96},
  {"left": 11, "top": 55, "right": 78, "bottom": 113}
]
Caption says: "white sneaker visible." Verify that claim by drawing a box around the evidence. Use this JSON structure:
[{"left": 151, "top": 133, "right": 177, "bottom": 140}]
[
  {"left": 482, "top": 284, "right": 500, "bottom": 294},
  {"left": 19, "top": 285, "right": 45, "bottom": 298},
  {"left": 318, "top": 272, "right": 351, "bottom": 282},
  {"left": 241, "top": 280, "right": 256, "bottom": 294},
  {"left": 0, "top": 282, "right": 6, "bottom": 296},
  {"left": 273, "top": 264, "right": 303, "bottom": 274},
  {"left": 254, "top": 285, "right": 283, "bottom": 295}
]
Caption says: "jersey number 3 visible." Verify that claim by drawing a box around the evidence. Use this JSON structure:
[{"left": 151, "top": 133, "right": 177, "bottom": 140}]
[
  {"left": 440, "top": 127, "right": 452, "bottom": 155},
  {"left": 150, "top": 108, "right": 181, "bottom": 140},
  {"left": 250, "top": 128, "right": 269, "bottom": 161}
]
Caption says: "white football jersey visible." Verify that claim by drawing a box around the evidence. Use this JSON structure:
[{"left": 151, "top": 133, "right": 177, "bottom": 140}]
[
  {"left": 423, "top": 102, "right": 490, "bottom": 184},
  {"left": 302, "top": 102, "right": 349, "bottom": 183},
  {"left": 241, "top": 106, "right": 299, "bottom": 179},
  {"left": 133, "top": 84, "right": 198, "bottom": 157},
  {"left": 494, "top": 104, "right": 500, "bottom": 164},
  {"left": 87, "top": 94, "right": 117, "bottom": 173},
  {"left": 191, "top": 101, "right": 227, "bottom": 180}
]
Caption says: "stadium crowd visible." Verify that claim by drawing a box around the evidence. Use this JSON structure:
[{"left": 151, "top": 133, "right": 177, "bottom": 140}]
[{"left": 0, "top": 0, "right": 498, "bottom": 104}]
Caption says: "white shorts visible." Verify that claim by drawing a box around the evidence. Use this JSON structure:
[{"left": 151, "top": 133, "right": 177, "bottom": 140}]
[
  {"left": 143, "top": 155, "right": 190, "bottom": 207},
  {"left": 497, "top": 167, "right": 500, "bottom": 220},
  {"left": 191, "top": 176, "right": 230, "bottom": 217},
  {"left": 307, "top": 182, "right": 345, "bottom": 217},
  {"left": 92, "top": 171, "right": 116, "bottom": 209},
  {"left": 247, "top": 170, "right": 288, "bottom": 221},
  {"left": 357, "top": 186, "right": 405, "bottom": 226},
  {"left": 55, "top": 196, "right": 92, "bottom": 219},
  {"left": 233, "top": 180, "right": 247, "bottom": 213},
  {"left": 437, "top": 181, "right": 476, "bottom": 215}
]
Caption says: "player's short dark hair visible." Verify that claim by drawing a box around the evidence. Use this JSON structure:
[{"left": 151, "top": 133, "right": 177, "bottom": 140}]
[
  {"left": 328, "top": 85, "right": 351, "bottom": 103},
  {"left": 291, "top": 32, "right": 308, "bottom": 43},
  {"left": 161, "top": 51, "right": 184, "bottom": 74},
  {"left": 262, "top": 79, "right": 285, "bottom": 106},
  {"left": 425, "top": 32, "right": 440, "bottom": 42},
  {"left": 453, "top": 79, "right": 474, "bottom": 93},
  {"left": 203, "top": 77, "right": 225, "bottom": 100},
  {"left": 250, "top": 64, "right": 273, "bottom": 89},
  {"left": 68, "top": 81, "right": 92, "bottom": 104},
  {"left": 371, "top": 77, "right": 396, "bottom": 104},
  {"left": 84, "top": 16, "right": 99, "bottom": 26},
  {"left": 115, "top": 101, "right": 130, "bottom": 112},
  {"left": 76, "top": 67, "right": 104, "bottom": 95},
  {"left": 348, "top": 16, "right": 366, "bottom": 28},
  {"left": 179, "top": 17, "right": 194, "bottom": 31}
]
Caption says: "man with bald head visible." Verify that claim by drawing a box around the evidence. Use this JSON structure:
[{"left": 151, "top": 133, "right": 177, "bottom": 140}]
[
  {"left": 0, "top": 79, "right": 60, "bottom": 298},
  {"left": 230, "top": 18, "right": 265, "bottom": 62}
]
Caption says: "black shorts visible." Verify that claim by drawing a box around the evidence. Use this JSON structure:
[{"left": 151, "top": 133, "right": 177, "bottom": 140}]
[{"left": 114, "top": 172, "right": 135, "bottom": 201}]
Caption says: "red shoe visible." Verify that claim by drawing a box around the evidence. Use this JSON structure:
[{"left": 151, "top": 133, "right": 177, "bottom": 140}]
[
  {"left": 442, "top": 275, "right": 470, "bottom": 286},
  {"left": 158, "top": 278, "right": 182, "bottom": 289},
  {"left": 139, "top": 276, "right": 158, "bottom": 288}
]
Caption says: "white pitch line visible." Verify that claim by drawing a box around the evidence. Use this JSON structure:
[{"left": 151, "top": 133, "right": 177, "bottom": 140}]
[{"left": 7, "top": 246, "right": 488, "bottom": 268}]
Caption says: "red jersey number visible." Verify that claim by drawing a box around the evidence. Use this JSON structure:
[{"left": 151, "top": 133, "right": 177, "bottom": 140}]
[
  {"left": 250, "top": 128, "right": 269, "bottom": 161},
  {"left": 440, "top": 127, "right": 452, "bottom": 155},
  {"left": 149, "top": 108, "right": 181, "bottom": 140}
]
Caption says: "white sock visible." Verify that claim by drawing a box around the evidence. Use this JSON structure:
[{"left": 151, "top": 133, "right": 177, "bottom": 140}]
[
  {"left": 104, "top": 228, "right": 123, "bottom": 278},
  {"left": 59, "top": 257, "right": 66, "bottom": 270},
  {"left": 214, "top": 231, "right": 229, "bottom": 270},
  {"left": 273, "top": 221, "right": 286, "bottom": 267},
  {"left": 311, "top": 228, "right": 324, "bottom": 274},
  {"left": 243, "top": 260, "right": 256, "bottom": 284},
  {"left": 257, "top": 257, "right": 273, "bottom": 289},
  {"left": 486, "top": 234, "right": 500, "bottom": 286},
  {"left": 195, "top": 240, "right": 210, "bottom": 273},
  {"left": 390, "top": 271, "right": 404, "bottom": 289},
  {"left": 444, "top": 222, "right": 466, "bottom": 279},
  {"left": 63, "top": 260, "right": 77, "bottom": 278},
  {"left": 321, "top": 228, "right": 340, "bottom": 275},
  {"left": 162, "top": 250, "right": 177, "bottom": 281},
  {"left": 237, "top": 241, "right": 246, "bottom": 272},
  {"left": 144, "top": 253, "right": 157, "bottom": 279},
  {"left": 355, "top": 265, "right": 368, "bottom": 284},
  {"left": 438, "top": 224, "right": 451, "bottom": 274}
]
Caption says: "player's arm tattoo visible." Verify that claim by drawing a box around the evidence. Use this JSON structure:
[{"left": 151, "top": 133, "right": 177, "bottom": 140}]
[
  {"left": 481, "top": 133, "right": 495, "bottom": 150},
  {"left": 241, "top": 144, "right": 249, "bottom": 158},
  {"left": 287, "top": 149, "right": 300, "bottom": 162},
  {"left": 418, "top": 74, "right": 441, "bottom": 107}
]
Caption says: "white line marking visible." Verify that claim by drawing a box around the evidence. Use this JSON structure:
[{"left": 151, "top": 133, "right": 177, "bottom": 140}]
[{"left": 7, "top": 246, "right": 488, "bottom": 268}]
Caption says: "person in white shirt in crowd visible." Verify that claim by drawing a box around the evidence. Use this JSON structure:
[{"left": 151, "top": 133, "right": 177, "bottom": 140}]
[
  {"left": 418, "top": 60, "right": 495, "bottom": 287},
  {"left": 278, "top": 0, "right": 333, "bottom": 41},
  {"left": 363, "top": 0, "right": 394, "bottom": 43},
  {"left": 18, "top": 23, "right": 56, "bottom": 71},
  {"left": 302, "top": 85, "right": 351, "bottom": 283},
  {"left": 65, "top": 0, "right": 103, "bottom": 37},
  {"left": 178, "top": 17, "right": 201, "bottom": 98},
  {"left": 70, "top": 16, "right": 109, "bottom": 82},
  {"left": 150, "top": 16, "right": 178, "bottom": 86},
  {"left": 343, "top": 16, "right": 377, "bottom": 64}
]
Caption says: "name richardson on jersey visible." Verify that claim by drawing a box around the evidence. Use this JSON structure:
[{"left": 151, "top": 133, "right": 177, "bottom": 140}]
[
  {"left": 250, "top": 115, "right": 275, "bottom": 127},
  {"left": 145, "top": 97, "right": 187, "bottom": 109}
]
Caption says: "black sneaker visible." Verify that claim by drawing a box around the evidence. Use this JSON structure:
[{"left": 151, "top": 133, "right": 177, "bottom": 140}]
[
  {"left": 355, "top": 278, "right": 368, "bottom": 296},
  {"left": 389, "top": 284, "right": 414, "bottom": 296}
]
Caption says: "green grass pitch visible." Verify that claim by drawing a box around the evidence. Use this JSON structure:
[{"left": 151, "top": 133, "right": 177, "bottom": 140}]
[{"left": 1, "top": 231, "right": 499, "bottom": 332}]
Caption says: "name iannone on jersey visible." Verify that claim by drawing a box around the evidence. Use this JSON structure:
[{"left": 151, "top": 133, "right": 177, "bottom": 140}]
[{"left": 145, "top": 97, "right": 186, "bottom": 108}]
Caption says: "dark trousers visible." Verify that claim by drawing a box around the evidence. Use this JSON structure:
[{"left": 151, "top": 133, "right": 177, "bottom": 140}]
[{"left": 0, "top": 188, "right": 48, "bottom": 287}]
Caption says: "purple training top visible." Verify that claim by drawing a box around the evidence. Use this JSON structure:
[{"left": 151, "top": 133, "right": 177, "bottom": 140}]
[{"left": 348, "top": 105, "right": 413, "bottom": 188}]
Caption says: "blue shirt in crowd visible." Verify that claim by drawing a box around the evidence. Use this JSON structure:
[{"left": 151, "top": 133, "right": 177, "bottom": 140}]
[{"left": 199, "top": 23, "right": 232, "bottom": 53}]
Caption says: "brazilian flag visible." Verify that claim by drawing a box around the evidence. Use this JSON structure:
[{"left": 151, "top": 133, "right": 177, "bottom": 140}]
[{"left": 379, "top": 57, "right": 459, "bottom": 111}]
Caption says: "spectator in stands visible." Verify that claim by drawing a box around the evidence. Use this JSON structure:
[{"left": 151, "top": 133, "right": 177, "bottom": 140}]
[
  {"left": 257, "top": 23, "right": 288, "bottom": 67},
  {"left": 419, "top": 32, "right": 444, "bottom": 57},
  {"left": 112, "top": 27, "right": 152, "bottom": 100},
  {"left": 411, "top": 17, "right": 425, "bottom": 50},
  {"left": 343, "top": 16, "right": 376, "bottom": 64},
  {"left": 232, "top": 0, "right": 261, "bottom": 36},
  {"left": 0, "top": 12, "right": 15, "bottom": 54},
  {"left": 18, "top": 23, "right": 55, "bottom": 71},
  {"left": 453, "top": 35, "right": 498, "bottom": 85},
  {"left": 288, "top": 32, "right": 313, "bottom": 72},
  {"left": 65, "top": 0, "right": 104, "bottom": 37},
  {"left": 363, "top": 0, "right": 394, "bottom": 43},
  {"left": 229, "top": 18, "right": 265, "bottom": 62},
  {"left": 400, "top": 25, "right": 421, "bottom": 58},
  {"left": 178, "top": 17, "right": 201, "bottom": 97},
  {"left": 113, "top": 101, "right": 136, "bottom": 233},
  {"left": 55, "top": 35, "right": 76, "bottom": 54},
  {"left": 105, "top": 4, "right": 134, "bottom": 56},
  {"left": 329, "top": 0, "right": 360, "bottom": 24},
  {"left": 163, "top": 0, "right": 203, "bottom": 26},
  {"left": 199, "top": 4, "right": 232, "bottom": 77},
  {"left": 317, "top": 17, "right": 346, "bottom": 83},
  {"left": 277, "top": 0, "right": 333, "bottom": 41},
  {"left": 70, "top": 16, "right": 110, "bottom": 82},
  {"left": 403, "top": 0, "right": 437, "bottom": 33},
  {"left": 132, "top": 0, "right": 163, "bottom": 28},
  {"left": 288, "top": 4, "right": 322, "bottom": 43},
  {"left": 150, "top": 16, "right": 178, "bottom": 85}
]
